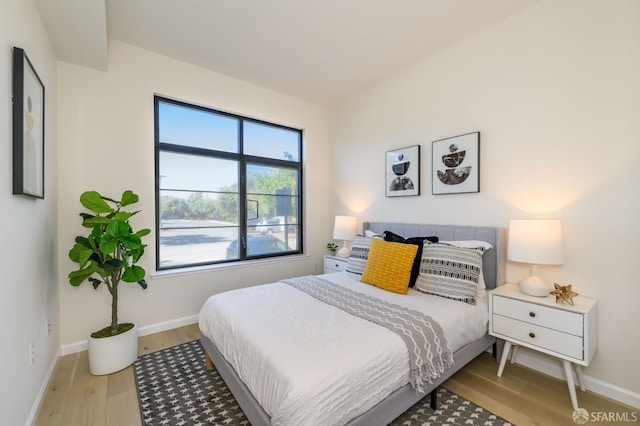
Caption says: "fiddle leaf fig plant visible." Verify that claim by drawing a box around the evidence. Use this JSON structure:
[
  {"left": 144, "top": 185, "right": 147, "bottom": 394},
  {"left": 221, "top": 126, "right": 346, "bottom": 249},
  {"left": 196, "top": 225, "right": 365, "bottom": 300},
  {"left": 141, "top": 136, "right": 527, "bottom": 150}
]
[{"left": 68, "top": 190, "right": 151, "bottom": 338}]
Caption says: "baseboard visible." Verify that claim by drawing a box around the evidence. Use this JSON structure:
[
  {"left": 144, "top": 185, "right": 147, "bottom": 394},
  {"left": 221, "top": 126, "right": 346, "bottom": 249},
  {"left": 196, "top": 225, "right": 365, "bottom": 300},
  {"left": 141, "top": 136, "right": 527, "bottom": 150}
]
[
  {"left": 26, "top": 346, "right": 61, "bottom": 426},
  {"left": 138, "top": 314, "right": 199, "bottom": 337},
  {"left": 60, "top": 314, "right": 199, "bottom": 356},
  {"left": 513, "top": 348, "right": 640, "bottom": 410}
]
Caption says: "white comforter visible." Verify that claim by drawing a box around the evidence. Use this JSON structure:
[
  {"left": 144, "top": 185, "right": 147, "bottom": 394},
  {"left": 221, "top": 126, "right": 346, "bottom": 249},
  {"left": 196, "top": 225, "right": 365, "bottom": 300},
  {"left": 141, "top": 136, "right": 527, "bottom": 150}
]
[{"left": 198, "top": 272, "right": 488, "bottom": 426}]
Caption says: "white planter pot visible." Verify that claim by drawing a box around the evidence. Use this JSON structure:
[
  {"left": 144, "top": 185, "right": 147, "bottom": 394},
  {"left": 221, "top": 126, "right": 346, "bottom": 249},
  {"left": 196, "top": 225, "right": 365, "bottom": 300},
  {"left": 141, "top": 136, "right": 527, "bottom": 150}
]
[{"left": 88, "top": 323, "right": 139, "bottom": 375}]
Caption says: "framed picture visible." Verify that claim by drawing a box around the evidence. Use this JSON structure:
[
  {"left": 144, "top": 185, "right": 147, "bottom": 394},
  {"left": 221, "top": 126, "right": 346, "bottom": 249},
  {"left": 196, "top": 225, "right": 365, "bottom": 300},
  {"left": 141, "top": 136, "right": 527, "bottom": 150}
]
[
  {"left": 432, "top": 132, "right": 480, "bottom": 195},
  {"left": 13, "top": 47, "right": 45, "bottom": 199},
  {"left": 385, "top": 145, "right": 420, "bottom": 197}
]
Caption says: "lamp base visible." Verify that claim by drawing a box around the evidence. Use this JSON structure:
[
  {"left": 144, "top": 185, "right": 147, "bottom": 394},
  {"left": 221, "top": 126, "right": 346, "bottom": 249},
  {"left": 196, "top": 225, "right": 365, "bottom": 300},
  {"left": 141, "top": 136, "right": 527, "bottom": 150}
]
[
  {"left": 518, "top": 275, "right": 552, "bottom": 297},
  {"left": 337, "top": 246, "right": 351, "bottom": 258}
]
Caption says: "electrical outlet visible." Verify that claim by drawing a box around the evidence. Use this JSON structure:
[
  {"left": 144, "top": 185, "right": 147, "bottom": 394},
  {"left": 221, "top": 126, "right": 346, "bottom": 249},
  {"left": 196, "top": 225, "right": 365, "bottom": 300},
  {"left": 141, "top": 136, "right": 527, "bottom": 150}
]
[{"left": 29, "top": 341, "right": 36, "bottom": 366}]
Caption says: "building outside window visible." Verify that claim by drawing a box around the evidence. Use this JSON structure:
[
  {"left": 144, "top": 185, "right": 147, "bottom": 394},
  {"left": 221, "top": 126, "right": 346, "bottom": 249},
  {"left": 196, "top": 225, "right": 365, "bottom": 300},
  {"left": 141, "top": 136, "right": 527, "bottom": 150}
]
[{"left": 154, "top": 96, "right": 303, "bottom": 270}]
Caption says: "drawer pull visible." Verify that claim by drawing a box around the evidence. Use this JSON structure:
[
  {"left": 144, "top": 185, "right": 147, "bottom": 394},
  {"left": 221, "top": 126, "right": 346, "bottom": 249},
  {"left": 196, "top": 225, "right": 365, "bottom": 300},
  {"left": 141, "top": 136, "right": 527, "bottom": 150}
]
[
  {"left": 529, "top": 312, "right": 536, "bottom": 317},
  {"left": 529, "top": 332, "right": 536, "bottom": 338}
]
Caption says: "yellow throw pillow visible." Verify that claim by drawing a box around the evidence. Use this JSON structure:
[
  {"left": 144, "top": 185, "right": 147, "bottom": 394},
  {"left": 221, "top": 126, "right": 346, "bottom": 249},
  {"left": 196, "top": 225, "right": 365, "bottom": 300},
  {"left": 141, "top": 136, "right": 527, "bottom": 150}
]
[{"left": 361, "top": 238, "right": 418, "bottom": 295}]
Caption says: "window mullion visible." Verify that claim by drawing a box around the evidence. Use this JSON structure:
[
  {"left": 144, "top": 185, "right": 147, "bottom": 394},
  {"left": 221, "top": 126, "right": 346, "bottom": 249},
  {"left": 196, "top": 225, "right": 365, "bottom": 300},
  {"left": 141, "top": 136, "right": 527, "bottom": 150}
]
[
  {"left": 238, "top": 119, "right": 247, "bottom": 259},
  {"left": 239, "top": 159, "right": 247, "bottom": 259}
]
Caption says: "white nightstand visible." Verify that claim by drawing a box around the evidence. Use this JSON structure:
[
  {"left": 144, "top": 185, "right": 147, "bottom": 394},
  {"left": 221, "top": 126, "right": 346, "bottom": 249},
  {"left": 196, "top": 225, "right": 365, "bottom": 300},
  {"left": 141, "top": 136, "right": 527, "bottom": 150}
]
[
  {"left": 324, "top": 255, "right": 348, "bottom": 273},
  {"left": 489, "top": 283, "right": 597, "bottom": 410}
]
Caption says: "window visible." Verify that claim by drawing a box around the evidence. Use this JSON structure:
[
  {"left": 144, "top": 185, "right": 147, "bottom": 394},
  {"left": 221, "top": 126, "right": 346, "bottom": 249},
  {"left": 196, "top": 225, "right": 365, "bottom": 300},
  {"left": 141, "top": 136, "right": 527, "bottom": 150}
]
[{"left": 155, "top": 96, "right": 303, "bottom": 270}]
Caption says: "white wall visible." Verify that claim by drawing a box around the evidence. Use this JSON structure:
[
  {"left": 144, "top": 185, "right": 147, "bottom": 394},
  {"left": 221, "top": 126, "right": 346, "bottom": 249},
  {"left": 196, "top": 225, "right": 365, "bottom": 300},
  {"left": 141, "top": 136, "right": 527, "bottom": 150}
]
[
  {"left": 57, "top": 40, "right": 331, "bottom": 348},
  {"left": 0, "top": 1, "right": 59, "bottom": 424},
  {"left": 330, "top": 0, "right": 640, "bottom": 403}
]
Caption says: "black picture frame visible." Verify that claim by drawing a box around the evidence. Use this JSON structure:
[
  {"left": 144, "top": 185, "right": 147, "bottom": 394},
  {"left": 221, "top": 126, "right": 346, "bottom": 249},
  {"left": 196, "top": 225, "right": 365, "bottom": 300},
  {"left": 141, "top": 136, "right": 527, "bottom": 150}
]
[
  {"left": 13, "top": 47, "right": 45, "bottom": 199},
  {"left": 385, "top": 145, "right": 420, "bottom": 197},
  {"left": 432, "top": 132, "right": 480, "bottom": 195}
]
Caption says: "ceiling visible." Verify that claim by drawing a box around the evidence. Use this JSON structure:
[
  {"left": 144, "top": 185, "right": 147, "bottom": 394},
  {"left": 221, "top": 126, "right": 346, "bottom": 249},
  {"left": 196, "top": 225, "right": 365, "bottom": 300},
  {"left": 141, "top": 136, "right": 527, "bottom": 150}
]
[{"left": 35, "top": 0, "right": 538, "bottom": 105}]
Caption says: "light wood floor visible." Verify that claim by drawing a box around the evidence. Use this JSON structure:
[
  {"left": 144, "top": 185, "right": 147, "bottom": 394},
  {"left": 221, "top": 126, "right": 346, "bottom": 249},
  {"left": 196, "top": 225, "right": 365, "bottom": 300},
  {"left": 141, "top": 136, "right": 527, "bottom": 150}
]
[{"left": 36, "top": 324, "right": 635, "bottom": 426}]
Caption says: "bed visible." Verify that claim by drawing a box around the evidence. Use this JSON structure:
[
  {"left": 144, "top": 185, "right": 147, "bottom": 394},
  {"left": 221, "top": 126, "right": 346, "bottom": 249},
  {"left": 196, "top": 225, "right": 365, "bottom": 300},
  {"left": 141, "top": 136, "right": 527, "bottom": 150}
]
[{"left": 199, "top": 222, "right": 506, "bottom": 426}]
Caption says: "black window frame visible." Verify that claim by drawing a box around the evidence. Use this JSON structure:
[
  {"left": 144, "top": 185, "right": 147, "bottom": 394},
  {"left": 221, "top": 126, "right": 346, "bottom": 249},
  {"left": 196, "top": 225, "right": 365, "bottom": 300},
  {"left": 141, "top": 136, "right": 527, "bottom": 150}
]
[{"left": 154, "top": 95, "right": 304, "bottom": 271}]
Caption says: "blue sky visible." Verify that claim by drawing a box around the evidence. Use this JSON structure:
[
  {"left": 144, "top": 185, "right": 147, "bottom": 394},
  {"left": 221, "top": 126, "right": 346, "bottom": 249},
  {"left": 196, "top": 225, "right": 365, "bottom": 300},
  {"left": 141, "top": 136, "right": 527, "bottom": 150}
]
[{"left": 158, "top": 101, "right": 300, "bottom": 193}]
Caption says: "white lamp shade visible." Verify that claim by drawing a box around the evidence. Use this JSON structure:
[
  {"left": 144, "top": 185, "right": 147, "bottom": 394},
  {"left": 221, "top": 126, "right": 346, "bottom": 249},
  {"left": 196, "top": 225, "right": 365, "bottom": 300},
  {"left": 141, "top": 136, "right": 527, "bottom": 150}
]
[
  {"left": 333, "top": 215, "right": 358, "bottom": 241},
  {"left": 507, "top": 219, "right": 564, "bottom": 265},
  {"left": 508, "top": 219, "right": 564, "bottom": 297},
  {"left": 333, "top": 215, "right": 357, "bottom": 258}
]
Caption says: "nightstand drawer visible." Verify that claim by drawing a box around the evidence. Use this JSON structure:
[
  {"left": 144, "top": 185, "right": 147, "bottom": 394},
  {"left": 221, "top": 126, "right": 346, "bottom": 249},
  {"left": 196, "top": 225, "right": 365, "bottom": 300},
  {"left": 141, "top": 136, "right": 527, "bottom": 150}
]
[
  {"left": 493, "top": 315, "right": 583, "bottom": 360},
  {"left": 324, "top": 256, "right": 348, "bottom": 273},
  {"left": 493, "top": 296, "right": 583, "bottom": 336}
]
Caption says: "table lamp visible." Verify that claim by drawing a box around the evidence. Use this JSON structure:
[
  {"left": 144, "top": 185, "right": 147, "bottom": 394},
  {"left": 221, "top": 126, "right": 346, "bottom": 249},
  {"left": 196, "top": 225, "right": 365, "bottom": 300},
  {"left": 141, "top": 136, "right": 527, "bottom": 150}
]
[
  {"left": 507, "top": 219, "right": 564, "bottom": 297},
  {"left": 333, "top": 215, "right": 358, "bottom": 258}
]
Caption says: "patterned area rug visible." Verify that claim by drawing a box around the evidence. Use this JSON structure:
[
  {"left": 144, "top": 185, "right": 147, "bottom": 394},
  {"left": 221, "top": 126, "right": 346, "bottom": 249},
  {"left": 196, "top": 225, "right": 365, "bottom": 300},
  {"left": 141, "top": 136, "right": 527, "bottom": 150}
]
[{"left": 133, "top": 340, "right": 511, "bottom": 425}]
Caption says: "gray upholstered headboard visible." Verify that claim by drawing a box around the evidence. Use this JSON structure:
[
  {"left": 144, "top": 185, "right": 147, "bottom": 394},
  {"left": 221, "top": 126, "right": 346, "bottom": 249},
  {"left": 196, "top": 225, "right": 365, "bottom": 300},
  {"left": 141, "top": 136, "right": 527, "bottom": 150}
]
[{"left": 362, "top": 222, "right": 506, "bottom": 290}]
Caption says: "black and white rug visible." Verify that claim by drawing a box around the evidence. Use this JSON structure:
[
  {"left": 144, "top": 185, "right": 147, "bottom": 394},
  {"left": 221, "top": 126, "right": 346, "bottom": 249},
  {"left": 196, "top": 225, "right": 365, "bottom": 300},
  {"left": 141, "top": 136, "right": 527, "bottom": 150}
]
[{"left": 133, "top": 340, "right": 511, "bottom": 425}]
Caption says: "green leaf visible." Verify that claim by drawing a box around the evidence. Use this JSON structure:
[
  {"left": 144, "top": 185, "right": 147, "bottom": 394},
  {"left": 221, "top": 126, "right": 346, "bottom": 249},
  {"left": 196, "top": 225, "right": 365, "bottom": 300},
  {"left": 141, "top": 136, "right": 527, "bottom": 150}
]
[
  {"left": 112, "top": 211, "right": 135, "bottom": 222},
  {"left": 68, "top": 267, "right": 95, "bottom": 286},
  {"left": 99, "top": 221, "right": 131, "bottom": 254},
  {"left": 99, "top": 235, "right": 117, "bottom": 255},
  {"left": 82, "top": 216, "right": 110, "bottom": 227},
  {"left": 129, "top": 246, "right": 146, "bottom": 263},
  {"left": 136, "top": 228, "right": 151, "bottom": 237},
  {"left": 80, "top": 191, "right": 114, "bottom": 214},
  {"left": 87, "top": 232, "right": 100, "bottom": 252},
  {"left": 69, "top": 243, "right": 94, "bottom": 267},
  {"left": 122, "top": 265, "right": 145, "bottom": 283},
  {"left": 90, "top": 226, "right": 102, "bottom": 239},
  {"left": 101, "top": 259, "right": 124, "bottom": 270},
  {"left": 89, "top": 252, "right": 102, "bottom": 265},
  {"left": 75, "top": 236, "right": 91, "bottom": 248},
  {"left": 120, "top": 190, "right": 139, "bottom": 207},
  {"left": 106, "top": 220, "right": 131, "bottom": 239},
  {"left": 121, "top": 233, "right": 142, "bottom": 250}
]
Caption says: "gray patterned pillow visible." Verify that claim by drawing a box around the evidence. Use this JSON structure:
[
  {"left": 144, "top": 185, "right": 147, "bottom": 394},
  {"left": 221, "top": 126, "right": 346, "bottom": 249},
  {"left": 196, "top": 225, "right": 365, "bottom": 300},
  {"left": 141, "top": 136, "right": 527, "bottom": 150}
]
[
  {"left": 414, "top": 243, "right": 485, "bottom": 305},
  {"left": 346, "top": 235, "right": 373, "bottom": 275}
]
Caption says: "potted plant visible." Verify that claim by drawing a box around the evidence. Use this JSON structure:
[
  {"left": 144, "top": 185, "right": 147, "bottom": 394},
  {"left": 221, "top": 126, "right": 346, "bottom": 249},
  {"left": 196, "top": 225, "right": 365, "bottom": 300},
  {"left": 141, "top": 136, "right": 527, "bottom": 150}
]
[
  {"left": 326, "top": 242, "right": 338, "bottom": 255},
  {"left": 68, "top": 190, "right": 150, "bottom": 375}
]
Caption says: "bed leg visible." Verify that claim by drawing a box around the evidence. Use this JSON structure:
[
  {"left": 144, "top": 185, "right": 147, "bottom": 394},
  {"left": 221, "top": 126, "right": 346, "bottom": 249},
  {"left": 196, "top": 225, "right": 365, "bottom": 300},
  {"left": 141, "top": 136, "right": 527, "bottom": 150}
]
[
  {"left": 430, "top": 386, "right": 439, "bottom": 410},
  {"left": 205, "top": 352, "right": 214, "bottom": 371}
]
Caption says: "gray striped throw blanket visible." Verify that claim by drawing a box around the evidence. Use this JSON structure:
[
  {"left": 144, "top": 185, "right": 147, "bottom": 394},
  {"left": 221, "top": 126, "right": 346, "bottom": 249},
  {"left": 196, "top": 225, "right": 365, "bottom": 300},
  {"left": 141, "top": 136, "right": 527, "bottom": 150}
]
[{"left": 282, "top": 276, "right": 453, "bottom": 393}]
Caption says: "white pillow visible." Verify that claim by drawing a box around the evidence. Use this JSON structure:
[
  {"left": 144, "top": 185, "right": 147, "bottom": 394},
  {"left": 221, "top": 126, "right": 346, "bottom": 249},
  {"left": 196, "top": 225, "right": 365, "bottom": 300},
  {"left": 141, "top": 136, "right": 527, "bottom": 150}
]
[
  {"left": 440, "top": 240, "right": 493, "bottom": 250},
  {"left": 439, "top": 240, "right": 493, "bottom": 296},
  {"left": 415, "top": 243, "right": 485, "bottom": 305},
  {"left": 346, "top": 236, "right": 372, "bottom": 275},
  {"left": 364, "top": 229, "right": 380, "bottom": 237}
]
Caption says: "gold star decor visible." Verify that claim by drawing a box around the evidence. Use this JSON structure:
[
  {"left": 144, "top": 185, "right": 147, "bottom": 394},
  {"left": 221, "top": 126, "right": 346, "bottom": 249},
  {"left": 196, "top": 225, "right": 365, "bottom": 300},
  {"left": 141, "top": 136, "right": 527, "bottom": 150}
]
[{"left": 550, "top": 283, "right": 579, "bottom": 306}]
